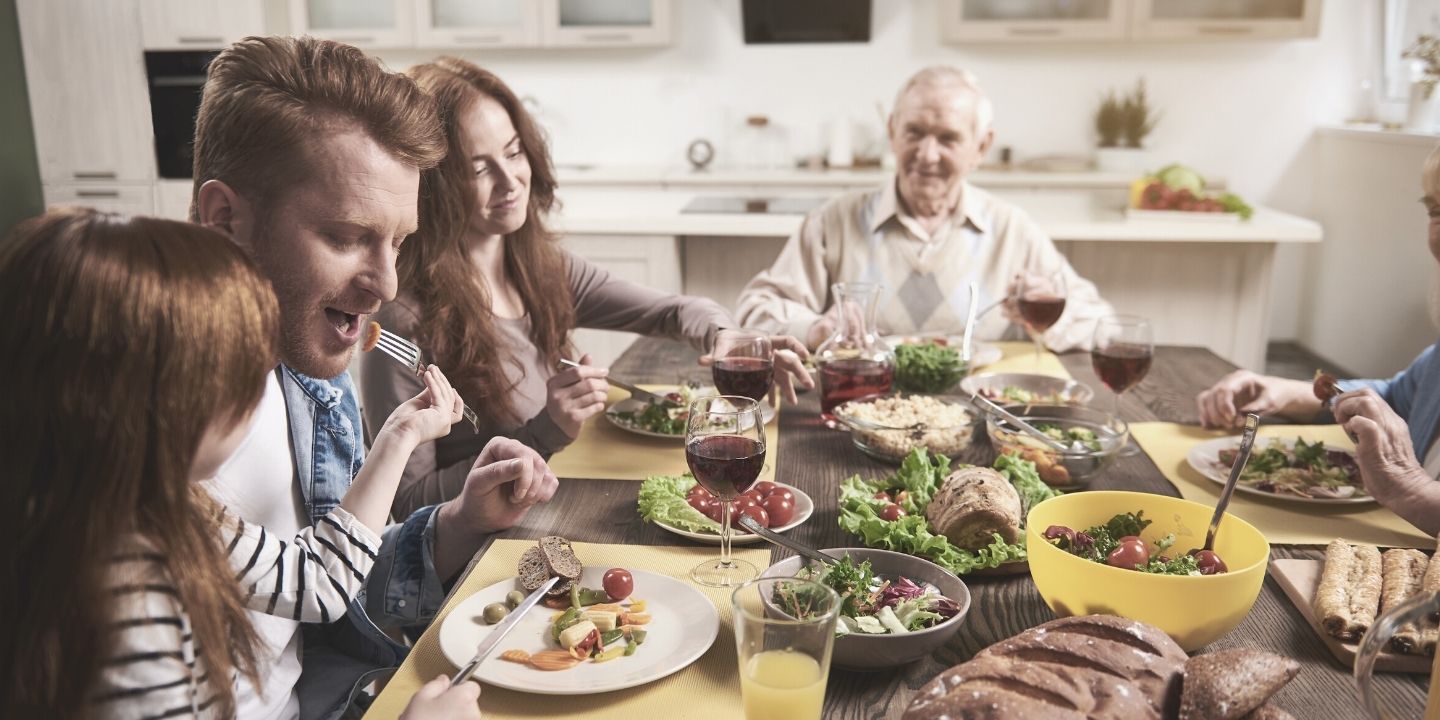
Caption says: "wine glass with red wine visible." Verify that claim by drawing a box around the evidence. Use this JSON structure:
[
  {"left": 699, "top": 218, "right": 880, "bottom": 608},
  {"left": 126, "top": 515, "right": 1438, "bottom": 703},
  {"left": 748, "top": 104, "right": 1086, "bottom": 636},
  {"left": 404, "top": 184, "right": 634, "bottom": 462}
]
[
  {"left": 711, "top": 329, "right": 774, "bottom": 405},
  {"left": 1016, "top": 271, "right": 1068, "bottom": 371},
  {"left": 1091, "top": 315, "right": 1154, "bottom": 415},
  {"left": 686, "top": 395, "right": 767, "bottom": 587}
]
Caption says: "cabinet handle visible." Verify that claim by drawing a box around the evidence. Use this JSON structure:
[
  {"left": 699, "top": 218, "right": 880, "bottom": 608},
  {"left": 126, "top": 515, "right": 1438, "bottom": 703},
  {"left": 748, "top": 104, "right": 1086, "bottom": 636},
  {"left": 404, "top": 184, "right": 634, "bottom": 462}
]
[
  {"left": 1007, "top": 27, "right": 1061, "bottom": 37},
  {"left": 176, "top": 35, "right": 224, "bottom": 44},
  {"left": 1197, "top": 25, "right": 1254, "bottom": 35},
  {"left": 454, "top": 34, "right": 504, "bottom": 44},
  {"left": 580, "top": 31, "right": 635, "bottom": 42},
  {"left": 73, "top": 171, "right": 117, "bottom": 180},
  {"left": 329, "top": 36, "right": 377, "bottom": 44},
  {"left": 76, "top": 189, "right": 121, "bottom": 198}
]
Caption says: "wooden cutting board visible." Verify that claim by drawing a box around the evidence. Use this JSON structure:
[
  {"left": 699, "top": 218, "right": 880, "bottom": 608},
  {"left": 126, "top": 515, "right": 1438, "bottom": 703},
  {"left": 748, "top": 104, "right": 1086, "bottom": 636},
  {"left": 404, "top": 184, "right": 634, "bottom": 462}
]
[{"left": 1270, "top": 558, "right": 1433, "bottom": 674}]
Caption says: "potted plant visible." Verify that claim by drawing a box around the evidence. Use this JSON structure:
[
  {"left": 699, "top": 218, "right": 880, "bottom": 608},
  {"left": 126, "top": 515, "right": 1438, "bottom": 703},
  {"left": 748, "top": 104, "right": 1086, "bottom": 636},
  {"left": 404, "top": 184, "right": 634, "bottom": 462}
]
[
  {"left": 1403, "top": 34, "right": 1440, "bottom": 131},
  {"left": 1095, "top": 79, "right": 1157, "bottom": 173}
]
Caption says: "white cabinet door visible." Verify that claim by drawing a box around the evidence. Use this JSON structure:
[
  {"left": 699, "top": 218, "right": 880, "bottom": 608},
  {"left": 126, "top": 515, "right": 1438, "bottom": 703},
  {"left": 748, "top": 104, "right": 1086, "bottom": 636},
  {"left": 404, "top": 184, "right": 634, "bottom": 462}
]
[
  {"left": 1132, "top": 0, "right": 1322, "bottom": 39},
  {"left": 17, "top": 0, "right": 156, "bottom": 184},
  {"left": 940, "top": 0, "right": 1130, "bottom": 42},
  {"left": 289, "top": 0, "right": 414, "bottom": 49},
  {"left": 561, "top": 234, "right": 682, "bottom": 366},
  {"left": 44, "top": 184, "right": 156, "bottom": 216},
  {"left": 416, "top": 0, "right": 541, "bottom": 47},
  {"left": 152, "top": 179, "right": 195, "bottom": 221},
  {"left": 139, "top": 0, "right": 264, "bottom": 50},
  {"left": 540, "top": 0, "right": 671, "bottom": 47}
]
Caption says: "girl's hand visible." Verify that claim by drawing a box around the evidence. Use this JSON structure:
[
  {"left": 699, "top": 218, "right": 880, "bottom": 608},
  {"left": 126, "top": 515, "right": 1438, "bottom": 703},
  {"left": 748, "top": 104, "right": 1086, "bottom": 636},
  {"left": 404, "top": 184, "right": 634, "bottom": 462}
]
[
  {"left": 399, "top": 676, "right": 481, "bottom": 720},
  {"left": 545, "top": 353, "right": 609, "bottom": 439},
  {"left": 382, "top": 365, "right": 465, "bottom": 446}
]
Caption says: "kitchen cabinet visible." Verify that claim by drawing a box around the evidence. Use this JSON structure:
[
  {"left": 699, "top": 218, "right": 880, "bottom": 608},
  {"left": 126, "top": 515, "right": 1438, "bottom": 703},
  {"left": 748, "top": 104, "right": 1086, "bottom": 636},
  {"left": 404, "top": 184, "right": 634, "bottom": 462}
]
[
  {"left": 288, "top": 0, "right": 414, "bottom": 49},
  {"left": 1131, "top": 0, "right": 1321, "bottom": 40},
  {"left": 44, "top": 183, "right": 155, "bottom": 216},
  {"left": 139, "top": 0, "right": 264, "bottom": 50},
  {"left": 416, "top": 0, "right": 540, "bottom": 48},
  {"left": 540, "top": 0, "right": 671, "bottom": 48},
  {"left": 17, "top": 0, "right": 155, "bottom": 185},
  {"left": 560, "top": 234, "right": 682, "bottom": 366},
  {"left": 940, "top": 0, "right": 1131, "bottom": 42}
]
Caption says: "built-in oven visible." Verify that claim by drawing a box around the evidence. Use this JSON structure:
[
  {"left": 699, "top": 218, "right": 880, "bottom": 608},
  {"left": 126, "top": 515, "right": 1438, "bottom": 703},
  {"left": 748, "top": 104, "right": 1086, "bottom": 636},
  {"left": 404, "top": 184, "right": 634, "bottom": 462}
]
[{"left": 144, "top": 50, "right": 217, "bottom": 179}]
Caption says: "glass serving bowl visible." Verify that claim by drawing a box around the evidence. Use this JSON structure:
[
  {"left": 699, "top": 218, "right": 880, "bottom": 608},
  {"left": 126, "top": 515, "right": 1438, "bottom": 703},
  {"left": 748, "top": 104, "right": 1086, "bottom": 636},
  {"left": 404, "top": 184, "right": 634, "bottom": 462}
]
[
  {"left": 985, "top": 404, "right": 1129, "bottom": 488},
  {"left": 834, "top": 393, "right": 978, "bottom": 464}
]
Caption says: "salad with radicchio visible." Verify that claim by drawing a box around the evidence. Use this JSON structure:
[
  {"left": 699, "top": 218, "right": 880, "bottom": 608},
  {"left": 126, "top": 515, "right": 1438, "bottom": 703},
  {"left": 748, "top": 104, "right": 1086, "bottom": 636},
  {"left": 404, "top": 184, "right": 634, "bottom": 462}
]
[{"left": 779, "top": 555, "right": 961, "bottom": 637}]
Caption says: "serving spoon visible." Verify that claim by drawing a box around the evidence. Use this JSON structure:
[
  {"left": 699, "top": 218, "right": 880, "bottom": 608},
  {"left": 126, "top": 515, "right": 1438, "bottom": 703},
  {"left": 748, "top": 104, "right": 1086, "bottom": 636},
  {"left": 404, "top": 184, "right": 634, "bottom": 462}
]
[
  {"left": 737, "top": 514, "right": 840, "bottom": 567},
  {"left": 1203, "top": 413, "right": 1260, "bottom": 552}
]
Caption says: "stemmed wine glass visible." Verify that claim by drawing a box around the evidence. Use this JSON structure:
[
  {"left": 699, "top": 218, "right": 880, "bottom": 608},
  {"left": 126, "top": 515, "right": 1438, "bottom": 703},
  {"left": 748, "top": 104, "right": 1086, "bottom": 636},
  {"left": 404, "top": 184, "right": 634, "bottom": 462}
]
[
  {"left": 1091, "top": 315, "right": 1154, "bottom": 415},
  {"left": 712, "top": 329, "right": 775, "bottom": 409},
  {"left": 687, "top": 395, "right": 767, "bottom": 587},
  {"left": 1016, "top": 271, "right": 1068, "bottom": 371}
]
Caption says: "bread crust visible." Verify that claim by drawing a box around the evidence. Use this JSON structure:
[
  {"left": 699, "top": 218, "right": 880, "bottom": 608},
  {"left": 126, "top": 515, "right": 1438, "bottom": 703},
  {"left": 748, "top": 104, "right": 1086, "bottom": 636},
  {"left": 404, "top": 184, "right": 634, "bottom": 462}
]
[
  {"left": 1314, "top": 540, "right": 1382, "bottom": 641},
  {"left": 1381, "top": 549, "right": 1429, "bottom": 654},
  {"left": 1179, "top": 649, "right": 1299, "bottom": 720}
]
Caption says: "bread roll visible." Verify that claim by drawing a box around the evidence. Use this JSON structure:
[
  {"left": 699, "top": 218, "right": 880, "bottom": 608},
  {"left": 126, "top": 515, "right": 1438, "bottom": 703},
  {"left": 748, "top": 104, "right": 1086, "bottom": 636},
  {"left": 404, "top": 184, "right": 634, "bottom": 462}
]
[
  {"left": 1314, "top": 540, "right": 1382, "bottom": 641},
  {"left": 1381, "top": 548, "right": 1429, "bottom": 654},
  {"left": 925, "top": 467, "right": 1022, "bottom": 550},
  {"left": 1179, "top": 649, "right": 1299, "bottom": 720}
]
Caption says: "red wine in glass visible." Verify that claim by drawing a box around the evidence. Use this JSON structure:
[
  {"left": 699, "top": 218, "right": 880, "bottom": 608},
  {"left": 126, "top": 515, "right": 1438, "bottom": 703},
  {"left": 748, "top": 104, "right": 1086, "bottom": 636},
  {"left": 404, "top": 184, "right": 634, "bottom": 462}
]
[
  {"left": 1019, "top": 294, "right": 1067, "bottom": 332},
  {"left": 1092, "top": 342, "right": 1153, "bottom": 394},
  {"left": 712, "top": 357, "right": 774, "bottom": 402},
  {"left": 819, "top": 358, "right": 894, "bottom": 420},
  {"left": 686, "top": 434, "right": 766, "bottom": 499}
]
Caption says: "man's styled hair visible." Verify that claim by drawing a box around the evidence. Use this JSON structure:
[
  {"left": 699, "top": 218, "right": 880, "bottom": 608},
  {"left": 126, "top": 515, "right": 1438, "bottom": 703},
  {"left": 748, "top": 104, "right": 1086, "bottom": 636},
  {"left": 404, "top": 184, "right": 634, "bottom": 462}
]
[
  {"left": 190, "top": 35, "right": 446, "bottom": 220},
  {"left": 894, "top": 66, "right": 995, "bottom": 136}
]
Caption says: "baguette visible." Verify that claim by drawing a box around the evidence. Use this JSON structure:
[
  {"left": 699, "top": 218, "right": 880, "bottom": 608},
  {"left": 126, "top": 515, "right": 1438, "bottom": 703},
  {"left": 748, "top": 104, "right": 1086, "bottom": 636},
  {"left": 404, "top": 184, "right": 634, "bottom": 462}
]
[
  {"left": 1381, "top": 549, "right": 1429, "bottom": 654},
  {"left": 1313, "top": 540, "right": 1382, "bottom": 641}
]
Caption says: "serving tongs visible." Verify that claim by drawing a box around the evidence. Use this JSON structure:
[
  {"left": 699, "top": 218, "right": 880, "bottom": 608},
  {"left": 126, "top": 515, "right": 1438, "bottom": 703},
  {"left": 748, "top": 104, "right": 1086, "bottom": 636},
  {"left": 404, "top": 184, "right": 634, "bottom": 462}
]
[
  {"left": 1203, "top": 413, "right": 1259, "bottom": 553},
  {"left": 738, "top": 514, "right": 840, "bottom": 567},
  {"left": 967, "top": 392, "right": 1072, "bottom": 453},
  {"left": 558, "top": 357, "right": 682, "bottom": 409},
  {"left": 960, "top": 282, "right": 979, "bottom": 366}
]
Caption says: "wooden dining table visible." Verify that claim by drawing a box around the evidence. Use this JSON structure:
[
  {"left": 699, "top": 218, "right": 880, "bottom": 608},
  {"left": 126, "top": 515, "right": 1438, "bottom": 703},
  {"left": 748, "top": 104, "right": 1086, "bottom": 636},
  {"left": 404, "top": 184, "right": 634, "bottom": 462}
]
[{"left": 453, "top": 337, "right": 1429, "bottom": 719}]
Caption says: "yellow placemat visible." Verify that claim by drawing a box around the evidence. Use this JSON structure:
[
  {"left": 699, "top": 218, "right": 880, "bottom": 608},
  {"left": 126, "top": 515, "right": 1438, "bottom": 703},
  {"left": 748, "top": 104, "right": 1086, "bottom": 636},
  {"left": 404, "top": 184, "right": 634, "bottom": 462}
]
[
  {"left": 1130, "top": 422, "right": 1431, "bottom": 548},
  {"left": 364, "top": 540, "right": 770, "bottom": 720},
  {"left": 979, "top": 341, "right": 1072, "bottom": 378},
  {"left": 547, "top": 386, "right": 779, "bottom": 482}
]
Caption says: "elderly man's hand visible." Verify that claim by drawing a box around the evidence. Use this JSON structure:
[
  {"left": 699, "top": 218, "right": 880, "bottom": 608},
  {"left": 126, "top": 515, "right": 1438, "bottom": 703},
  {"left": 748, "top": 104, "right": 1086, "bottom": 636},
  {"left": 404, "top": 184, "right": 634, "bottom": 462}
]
[
  {"left": 1195, "top": 370, "right": 1314, "bottom": 428},
  {"left": 698, "top": 334, "right": 815, "bottom": 405},
  {"left": 804, "top": 301, "right": 865, "bottom": 351},
  {"left": 1333, "top": 388, "right": 1430, "bottom": 505},
  {"left": 448, "top": 437, "right": 559, "bottom": 536}
]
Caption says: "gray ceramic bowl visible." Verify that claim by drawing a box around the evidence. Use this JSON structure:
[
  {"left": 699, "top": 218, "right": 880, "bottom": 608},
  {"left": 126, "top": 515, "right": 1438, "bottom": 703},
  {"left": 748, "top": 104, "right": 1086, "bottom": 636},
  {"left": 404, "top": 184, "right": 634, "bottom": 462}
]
[
  {"left": 759, "top": 547, "right": 971, "bottom": 670},
  {"left": 959, "top": 372, "right": 1095, "bottom": 407}
]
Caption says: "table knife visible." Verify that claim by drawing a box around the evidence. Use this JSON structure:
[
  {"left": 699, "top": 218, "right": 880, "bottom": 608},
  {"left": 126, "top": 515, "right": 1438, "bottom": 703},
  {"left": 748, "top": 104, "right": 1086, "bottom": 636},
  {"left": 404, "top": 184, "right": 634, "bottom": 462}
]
[
  {"left": 559, "top": 358, "right": 682, "bottom": 408},
  {"left": 450, "top": 575, "right": 559, "bottom": 687}
]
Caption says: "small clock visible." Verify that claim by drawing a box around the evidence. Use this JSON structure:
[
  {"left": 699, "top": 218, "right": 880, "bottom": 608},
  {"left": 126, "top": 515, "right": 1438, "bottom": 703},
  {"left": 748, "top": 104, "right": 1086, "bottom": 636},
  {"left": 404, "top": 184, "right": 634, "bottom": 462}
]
[{"left": 687, "top": 139, "right": 715, "bottom": 171}]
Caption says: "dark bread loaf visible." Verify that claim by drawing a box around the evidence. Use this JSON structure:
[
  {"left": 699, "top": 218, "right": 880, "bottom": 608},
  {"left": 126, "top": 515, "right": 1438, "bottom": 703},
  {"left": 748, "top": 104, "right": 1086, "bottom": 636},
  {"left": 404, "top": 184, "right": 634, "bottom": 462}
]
[
  {"left": 517, "top": 537, "right": 582, "bottom": 597},
  {"left": 1179, "top": 649, "right": 1299, "bottom": 720},
  {"left": 1242, "top": 704, "right": 1295, "bottom": 720}
]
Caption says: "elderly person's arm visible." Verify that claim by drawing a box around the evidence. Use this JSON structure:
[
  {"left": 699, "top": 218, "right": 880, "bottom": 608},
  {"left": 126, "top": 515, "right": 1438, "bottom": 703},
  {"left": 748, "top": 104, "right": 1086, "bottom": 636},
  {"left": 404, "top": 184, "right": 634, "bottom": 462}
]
[
  {"left": 735, "top": 214, "right": 835, "bottom": 349},
  {"left": 1196, "top": 371, "right": 1322, "bottom": 428},
  {"left": 1333, "top": 388, "right": 1440, "bottom": 536}
]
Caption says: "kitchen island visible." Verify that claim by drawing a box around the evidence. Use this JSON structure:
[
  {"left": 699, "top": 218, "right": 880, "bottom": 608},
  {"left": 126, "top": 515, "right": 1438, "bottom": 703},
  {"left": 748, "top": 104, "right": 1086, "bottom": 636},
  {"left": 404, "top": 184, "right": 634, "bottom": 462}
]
[{"left": 552, "top": 187, "right": 1321, "bottom": 369}]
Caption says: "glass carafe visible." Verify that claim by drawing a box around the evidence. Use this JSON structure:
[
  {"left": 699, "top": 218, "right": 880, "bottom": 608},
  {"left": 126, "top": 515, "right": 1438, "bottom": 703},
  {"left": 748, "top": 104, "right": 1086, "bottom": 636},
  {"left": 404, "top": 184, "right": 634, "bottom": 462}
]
[{"left": 816, "top": 282, "right": 894, "bottom": 428}]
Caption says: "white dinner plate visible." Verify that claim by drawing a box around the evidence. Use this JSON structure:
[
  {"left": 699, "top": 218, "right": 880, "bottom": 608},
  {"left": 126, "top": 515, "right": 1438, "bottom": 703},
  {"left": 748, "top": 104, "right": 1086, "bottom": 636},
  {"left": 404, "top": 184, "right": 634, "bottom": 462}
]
[
  {"left": 882, "top": 335, "right": 1003, "bottom": 369},
  {"left": 438, "top": 567, "right": 720, "bottom": 695},
  {"left": 1184, "top": 436, "right": 1374, "bottom": 505},
  {"left": 605, "top": 386, "right": 775, "bottom": 440},
  {"left": 652, "top": 482, "right": 814, "bottom": 545}
]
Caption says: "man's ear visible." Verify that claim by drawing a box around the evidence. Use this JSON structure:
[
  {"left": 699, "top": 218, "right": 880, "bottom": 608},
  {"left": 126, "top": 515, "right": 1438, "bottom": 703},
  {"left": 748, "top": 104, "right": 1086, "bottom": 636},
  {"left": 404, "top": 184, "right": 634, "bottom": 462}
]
[
  {"left": 196, "top": 179, "right": 250, "bottom": 244},
  {"left": 977, "top": 128, "right": 995, "bottom": 158}
]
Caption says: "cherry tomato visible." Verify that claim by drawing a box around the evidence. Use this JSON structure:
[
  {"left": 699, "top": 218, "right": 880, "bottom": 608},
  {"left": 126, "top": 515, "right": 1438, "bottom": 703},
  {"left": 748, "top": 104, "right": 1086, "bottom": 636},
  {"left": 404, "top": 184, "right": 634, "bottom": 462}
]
[
  {"left": 872, "top": 490, "right": 891, "bottom": 500},
  {"left": 879, "top": 504, "right": 906, "bottom": 522},
  {"left": 767, "top": 489, "right": 795, "bottom": 504},
  {"left": 894, "top": 490, "right": 910, "bottom": 506},
  {"left": 732, "top": 495, "right": 760, "bottom": 512},
  {"left": 738, "top": 490, "right": 764, "bottom": 505},
  {"left": 1106, "top": 536, "right": 1150, "bottom": 570},
  {"left": 686, "top": 484, "right": 714, "bottom": 502},
  {"left": 702, "top": 500, "right": 728, "bottom": 523},
  {"left": 762, "top": 496, "right": 796, "bottom": 526},
  {"left": 686, "top": 493, "right": 713, "bottom": 514},
  {"left": 1189, "top": 549, "right": 1229, "bottom": 575},
  {"left": 751, "top": 481, "right": 778, "bottom": 497},
  {"left": 738, "top": 504, "right": 770, "bottom": 529},
  {"left": 602, "top": 568, "right": 634, "bottom": 600}
]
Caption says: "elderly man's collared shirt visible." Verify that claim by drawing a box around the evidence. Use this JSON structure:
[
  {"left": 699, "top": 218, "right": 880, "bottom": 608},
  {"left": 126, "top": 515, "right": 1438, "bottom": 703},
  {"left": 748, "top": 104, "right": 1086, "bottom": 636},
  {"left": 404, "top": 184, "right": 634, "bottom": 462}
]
[{"left": 735, "top": 178, "right": 1113, "bottom": 352}]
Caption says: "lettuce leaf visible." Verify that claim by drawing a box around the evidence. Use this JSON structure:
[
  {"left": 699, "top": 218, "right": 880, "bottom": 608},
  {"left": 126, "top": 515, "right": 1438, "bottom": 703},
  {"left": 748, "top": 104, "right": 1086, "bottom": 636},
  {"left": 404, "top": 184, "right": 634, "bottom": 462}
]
[{"left": 637, "top": 474, "right": 720, "bottom": 533}]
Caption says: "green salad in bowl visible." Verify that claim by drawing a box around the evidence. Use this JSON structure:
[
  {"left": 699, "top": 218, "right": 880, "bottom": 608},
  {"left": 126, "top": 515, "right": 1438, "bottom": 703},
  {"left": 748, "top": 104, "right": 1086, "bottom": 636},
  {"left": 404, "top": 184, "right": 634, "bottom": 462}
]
[{"left": 893, "top": 342, "right": 968, "bottom": 393}]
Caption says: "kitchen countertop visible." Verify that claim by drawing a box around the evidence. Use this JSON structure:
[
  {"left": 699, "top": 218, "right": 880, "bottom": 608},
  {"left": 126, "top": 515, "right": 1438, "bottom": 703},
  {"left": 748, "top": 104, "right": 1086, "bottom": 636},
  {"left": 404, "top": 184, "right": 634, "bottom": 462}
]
[
  {"left": 557, "top": 165, "right": 1150, "bottom": 189},
  {"left": 552, "top": 188, "right": 1322, "bottom": 243}
]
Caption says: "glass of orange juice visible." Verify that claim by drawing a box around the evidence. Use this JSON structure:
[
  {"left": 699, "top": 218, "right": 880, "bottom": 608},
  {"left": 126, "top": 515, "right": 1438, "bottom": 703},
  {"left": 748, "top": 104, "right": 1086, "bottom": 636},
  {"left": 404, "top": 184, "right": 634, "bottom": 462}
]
[{"left": 731, "top": 577, "right": 841, "bottom": 720}]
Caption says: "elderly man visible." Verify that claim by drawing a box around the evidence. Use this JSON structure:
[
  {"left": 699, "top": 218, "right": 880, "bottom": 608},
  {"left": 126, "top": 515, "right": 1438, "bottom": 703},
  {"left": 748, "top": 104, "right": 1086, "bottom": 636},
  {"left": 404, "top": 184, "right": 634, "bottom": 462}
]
[
  {"left": 736, "top": 66, "right": 1112, "bottom": 351},
  {"left": 191, "top": 37, "right": 555, "bottom": 718},
  {"left": 1197, "top": 143, "right": 1440, "bottom": 536}
]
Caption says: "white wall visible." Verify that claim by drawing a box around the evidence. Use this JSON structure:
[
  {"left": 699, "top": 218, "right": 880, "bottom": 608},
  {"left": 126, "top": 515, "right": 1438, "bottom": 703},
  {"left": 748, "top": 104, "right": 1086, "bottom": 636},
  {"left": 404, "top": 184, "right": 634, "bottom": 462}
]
[{"left": 374, "top": 0, "right": 1381, "bottom": 345}]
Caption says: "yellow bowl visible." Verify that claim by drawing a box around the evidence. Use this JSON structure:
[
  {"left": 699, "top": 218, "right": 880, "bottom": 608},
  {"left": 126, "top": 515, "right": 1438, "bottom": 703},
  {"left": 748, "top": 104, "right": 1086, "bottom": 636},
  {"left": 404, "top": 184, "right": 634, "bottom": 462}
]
[{"left": 1026, "top": 490, "right": 1269, "bottom": 651}]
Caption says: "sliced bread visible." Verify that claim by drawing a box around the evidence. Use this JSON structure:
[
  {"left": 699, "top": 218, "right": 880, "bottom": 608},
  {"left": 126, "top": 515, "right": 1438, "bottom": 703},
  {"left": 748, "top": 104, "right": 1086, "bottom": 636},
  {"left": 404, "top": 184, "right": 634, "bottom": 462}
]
[
  {"left": 1179, "top": 649, "right": 1300, "bottom": 720},
  {"left": 515, "top": 537, "right": 582, "bottom": 597},
  {"left": 539, "top": 536, "right": 583, "bottom": 581}
]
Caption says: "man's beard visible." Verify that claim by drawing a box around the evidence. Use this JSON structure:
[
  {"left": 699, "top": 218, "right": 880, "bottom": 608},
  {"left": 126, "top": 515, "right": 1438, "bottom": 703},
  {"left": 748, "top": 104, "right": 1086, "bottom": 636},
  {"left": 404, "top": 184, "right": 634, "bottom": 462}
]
[{"left": 257, "top": 245, "right": 353, "bottom": 380}]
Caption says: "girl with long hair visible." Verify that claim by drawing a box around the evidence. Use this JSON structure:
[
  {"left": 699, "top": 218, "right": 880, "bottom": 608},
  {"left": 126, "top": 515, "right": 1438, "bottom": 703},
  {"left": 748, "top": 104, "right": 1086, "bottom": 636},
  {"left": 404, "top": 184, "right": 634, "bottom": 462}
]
[
  {"left": 0, "top": 209, "right": 478, "bottom": 719},
  {"left": 361, "top": 57, "right": 811, "bottom": 517}
]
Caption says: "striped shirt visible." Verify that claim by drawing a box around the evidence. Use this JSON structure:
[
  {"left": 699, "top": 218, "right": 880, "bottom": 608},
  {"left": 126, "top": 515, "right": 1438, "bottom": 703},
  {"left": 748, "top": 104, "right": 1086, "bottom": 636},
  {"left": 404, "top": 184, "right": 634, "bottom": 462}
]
[{"left": 91, "top": 507, "right": 380, "bottom": 719}]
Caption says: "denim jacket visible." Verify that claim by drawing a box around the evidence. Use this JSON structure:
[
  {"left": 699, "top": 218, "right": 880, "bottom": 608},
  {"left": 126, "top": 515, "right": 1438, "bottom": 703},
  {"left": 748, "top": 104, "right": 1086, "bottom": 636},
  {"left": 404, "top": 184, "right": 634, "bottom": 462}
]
[
  {"left": 277, "top": 366, "right": 453, "bottom": 720},
  {"left": 1337, "top": 339, "right": 1440, "bottom": 458}
]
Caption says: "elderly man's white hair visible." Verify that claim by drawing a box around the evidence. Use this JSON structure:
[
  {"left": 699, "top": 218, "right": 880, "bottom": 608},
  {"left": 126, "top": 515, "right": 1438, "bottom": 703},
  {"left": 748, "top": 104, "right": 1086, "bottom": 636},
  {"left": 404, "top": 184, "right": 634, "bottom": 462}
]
[{"left": 893, "top": 66, "right": 995, "bottom": 136}]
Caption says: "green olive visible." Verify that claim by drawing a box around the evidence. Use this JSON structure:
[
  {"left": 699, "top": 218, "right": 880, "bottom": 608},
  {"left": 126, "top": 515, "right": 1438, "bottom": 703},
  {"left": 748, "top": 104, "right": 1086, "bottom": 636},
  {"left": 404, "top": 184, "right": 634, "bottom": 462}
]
[
  {"left": 482, "top": 603, "right": 510, "bottom": 624},
  {"left": 505, "top": 590, "right": 525, "bottom": 609}
]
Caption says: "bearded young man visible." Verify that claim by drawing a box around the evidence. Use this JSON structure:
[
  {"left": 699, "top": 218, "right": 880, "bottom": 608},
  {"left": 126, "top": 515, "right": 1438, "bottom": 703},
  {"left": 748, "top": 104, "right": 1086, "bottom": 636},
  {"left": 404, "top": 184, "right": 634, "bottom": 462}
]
[
  {"left": 736, "top": 66, "right": 1113, "bottom": 352},
  {"left": 190, "top": 36, "right": 557, "bottom": 719}
]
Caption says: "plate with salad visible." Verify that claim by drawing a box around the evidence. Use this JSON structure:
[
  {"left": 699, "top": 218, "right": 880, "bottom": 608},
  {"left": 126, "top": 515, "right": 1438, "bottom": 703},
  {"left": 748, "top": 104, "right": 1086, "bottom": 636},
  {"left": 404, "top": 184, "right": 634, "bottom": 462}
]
[
  {"left": 836, "top": 448, "right": 1060, "bottom": 576},
  {"left": 1185, "top": 436, "right": 1371, "bottom": 505},
  {"left": 437, "top": 566, "right": 719, "bottom": 695},
  {"left": 637, "top": 475, "right": 813, "bottom": 544},
  {"left": 605, "top": 385, "right": 774, "bottom": 439}
]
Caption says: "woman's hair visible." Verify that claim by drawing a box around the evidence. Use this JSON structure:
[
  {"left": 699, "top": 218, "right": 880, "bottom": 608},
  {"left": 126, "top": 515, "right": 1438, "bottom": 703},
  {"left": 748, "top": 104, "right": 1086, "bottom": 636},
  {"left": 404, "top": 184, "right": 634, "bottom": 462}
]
[{"left": 0, "top": 208, "right": 276, "bottom": 718}]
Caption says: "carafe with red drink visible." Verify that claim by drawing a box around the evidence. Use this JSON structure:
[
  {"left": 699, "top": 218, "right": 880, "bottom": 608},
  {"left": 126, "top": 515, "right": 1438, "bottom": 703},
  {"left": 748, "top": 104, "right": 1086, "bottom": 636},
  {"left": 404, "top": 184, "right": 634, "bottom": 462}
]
[{"left": 815, "top": 282, "right": 894, "bottom": 428}]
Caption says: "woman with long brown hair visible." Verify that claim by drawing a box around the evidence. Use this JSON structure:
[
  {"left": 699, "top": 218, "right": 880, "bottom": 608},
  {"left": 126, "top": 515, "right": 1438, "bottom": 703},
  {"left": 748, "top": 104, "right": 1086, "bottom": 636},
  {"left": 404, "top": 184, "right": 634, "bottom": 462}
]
[
  {"left": 362, "top": 57, "right": 812, "bottom": 516},
  {"left": 0, "top": 209, "right": 479, "bottom": 719}
]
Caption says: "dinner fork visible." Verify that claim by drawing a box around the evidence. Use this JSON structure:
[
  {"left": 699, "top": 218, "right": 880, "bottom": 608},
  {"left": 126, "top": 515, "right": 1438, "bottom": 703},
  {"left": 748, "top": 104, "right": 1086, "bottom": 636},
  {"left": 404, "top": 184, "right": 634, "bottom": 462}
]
[{"left": 373, "top": 328, "right": 480, "bottom": 433}]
